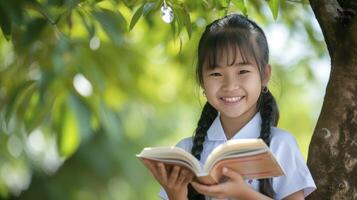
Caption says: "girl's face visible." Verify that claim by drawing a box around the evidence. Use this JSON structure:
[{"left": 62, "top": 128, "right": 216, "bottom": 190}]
[{"left": 202, "top": 47, "right": 270, "bottom": 121}]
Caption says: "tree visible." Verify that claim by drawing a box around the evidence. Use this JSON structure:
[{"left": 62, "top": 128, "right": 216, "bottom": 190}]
[
  {"left": 0, "top": 0, "right": 355, "bottom": 199},
  {"left": 307, "top": 0, "right": 357, "bottom": 199}
]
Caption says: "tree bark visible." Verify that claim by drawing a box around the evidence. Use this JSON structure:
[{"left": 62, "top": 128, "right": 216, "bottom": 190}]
[{"left": 307, "top": 0, "right": 357, "bottom": 199}]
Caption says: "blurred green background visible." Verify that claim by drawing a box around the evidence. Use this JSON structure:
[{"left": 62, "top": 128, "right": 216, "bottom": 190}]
[{"left": 0, "top": 0, "right": 328, "bottom": 199}]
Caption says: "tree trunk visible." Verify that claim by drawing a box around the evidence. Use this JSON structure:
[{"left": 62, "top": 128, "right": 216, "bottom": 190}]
[{"left": 307, "top": 0, "right": 357, "bottom": 199}]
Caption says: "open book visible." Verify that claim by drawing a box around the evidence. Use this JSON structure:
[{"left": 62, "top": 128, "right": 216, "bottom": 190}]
[{"left": 137, "top": 139, "right": 284, "bottom": 185}]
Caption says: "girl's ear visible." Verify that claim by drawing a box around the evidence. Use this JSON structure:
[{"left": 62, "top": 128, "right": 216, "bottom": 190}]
[{"left": 262, "top": 64, "right": 272, "bottom": 86}]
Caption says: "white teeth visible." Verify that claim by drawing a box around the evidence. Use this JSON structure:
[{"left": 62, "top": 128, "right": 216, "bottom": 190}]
[{"left": 221, "top": 96, "right": 242, "bottom": 103}]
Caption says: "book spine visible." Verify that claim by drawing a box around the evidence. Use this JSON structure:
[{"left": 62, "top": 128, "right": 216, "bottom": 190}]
[{"left": 196, "top": 175, "right": 219, "bottom": 185}]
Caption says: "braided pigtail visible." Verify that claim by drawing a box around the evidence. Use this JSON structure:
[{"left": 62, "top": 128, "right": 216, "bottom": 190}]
[
  {"left": 187, "top": 102, "right": 218, "bottom": 200},
  {"left": 258, "top": 88, "right": 279, "bottom": 198}
]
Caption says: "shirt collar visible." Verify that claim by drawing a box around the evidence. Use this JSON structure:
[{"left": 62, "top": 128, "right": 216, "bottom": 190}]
[{"left": 207, "top": 112, "right": 262, "bottom": 141}]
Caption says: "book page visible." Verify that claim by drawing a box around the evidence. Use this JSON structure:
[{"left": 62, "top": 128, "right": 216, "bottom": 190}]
[
  {"left": 137, "top": 146, "right": 202, "bottom": 174},
  {"left": 204, "top": 139, "right": 268, "bottom": 171},
  {"left": 208, "top": 151, "right": 284, "bottom": 182},
  {"left": 204, "top": 148, "right": 267, "bottom": 172}
]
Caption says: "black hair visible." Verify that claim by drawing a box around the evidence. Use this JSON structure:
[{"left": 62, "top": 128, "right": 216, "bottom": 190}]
[{"left": 188, "top": 14, "right": 280, "bottom": 199}]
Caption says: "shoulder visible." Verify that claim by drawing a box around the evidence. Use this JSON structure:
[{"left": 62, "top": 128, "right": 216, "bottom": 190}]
[
  {"left": 269, "top": 127, "right": 317, "bottom": 199},
  {"left": 270, "top": 127, "right": 299, "bottom": 147},
  {"left": 269, "top": 127, "right": 302, "bottom": 159},
  {"left": 175, "top": 136, "right": 193, "bottom": 152}
]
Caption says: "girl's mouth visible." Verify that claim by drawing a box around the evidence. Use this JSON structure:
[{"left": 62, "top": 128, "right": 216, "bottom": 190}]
[{"left": 220, "top": 96, "right": 244, "bottom": 103}]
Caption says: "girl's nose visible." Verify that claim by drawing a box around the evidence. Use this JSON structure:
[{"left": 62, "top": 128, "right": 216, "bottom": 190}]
[{"left": 222, "top": 75, "right": 239, "bottom": 91}]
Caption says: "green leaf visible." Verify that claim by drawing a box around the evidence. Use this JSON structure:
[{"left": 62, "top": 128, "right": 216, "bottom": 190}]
[
  {"left": 232, "top": 0, "right": 247, "bottom": 16},
  {"left": 92, "top": 8, "right": 128, "bottom": 45},
  {"left": 0, "top": 0, "right": 24, "bottom": 27},
  {"left": 171, "top": 5, "right": 182, "bottom": 37},
  {"left": 129, "top": 5, "right": 144, "bottom": 31},
  {"left": 48, "top": 0, "right": 65, "bottom": 6},
  {"left": 143, "top": 2, "right": 156, "bottom": 15},
  {"left": 172, "top": 4, "right": 192, "bottom": 38},
  {"left": 24, "top": 93, "right": 55, "bottom": 133},
  {"left": 129, "top": 2, "right": 156, "bottom": 31},
  {"left": 0, "top": 2, "right": 12, "bottom": 40},
  {"left": 181, "top": 5, "right": 192, "bottom": 38},
  {"left": 59, "top": 99, "right": 80, "bottom": 157},
  {"left": 77, "top": 9, "right": 95, "bottom": 37},
  {"left": 5, "top": 81, "right": 36, "bottom": 124},
  {"left": 267, "top": 0, "right": 280, "bottom": 20},
  {"left": 22, "top": 71, "right": 57, "bottom": 133},
  {"left": 99, "top": 102, "right": 121, "bottom": 141},
  {"left": 69, "top": 94, "right": 92, "bottom": 143},
  {"left": 21, "top": 17, "right": 47, "bottom": 46}
]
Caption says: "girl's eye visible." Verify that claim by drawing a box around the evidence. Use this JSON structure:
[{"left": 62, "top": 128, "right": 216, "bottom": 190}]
[
  {"left": 239, "top": 70, "right": 249, "bottom": 74},
  {"left": 209, "top": 72, "right": 222, "bottom": 77}
]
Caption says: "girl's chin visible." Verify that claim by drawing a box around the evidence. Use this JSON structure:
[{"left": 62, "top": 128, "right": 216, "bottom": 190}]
[
  {"left": 219, "top": 108, "right": 257, "bottom": 119},
  {"left": 219, "top": 111, "right": 244, "bottom": 119}
]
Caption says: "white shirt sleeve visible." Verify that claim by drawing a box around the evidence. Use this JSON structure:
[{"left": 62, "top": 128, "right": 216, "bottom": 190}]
[
  {"left": 158, "top": 187, "right": 169, "bottom": 200},
  {"left": 270, "top": 129, "right": 316, "bottom": 199}
]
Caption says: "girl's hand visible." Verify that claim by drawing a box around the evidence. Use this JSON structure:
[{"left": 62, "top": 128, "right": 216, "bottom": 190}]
[
  {"left": 142, "top": 159, "right": 194, "bottom": 200},
  {"left": 192, "top": 167, "right": 272, "bottom": 200},
  {"left": 191, "top": 167, "right": 248, "bottom": 199}
]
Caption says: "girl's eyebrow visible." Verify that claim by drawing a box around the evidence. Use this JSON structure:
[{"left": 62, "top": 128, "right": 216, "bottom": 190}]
[
  {"left": 234, "top": 61, "right": 251, "bottom": 65},
  {"left": 231, "top": 62, "right": 252, "bottom": 67},
  {"left": 208, "top": 62, "right": 252, "bottom": 68}
]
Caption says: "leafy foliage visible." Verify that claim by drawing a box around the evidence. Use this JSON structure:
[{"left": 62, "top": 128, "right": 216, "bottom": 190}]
[{"left": 0, "top": 0, "right": 327, "bottom": 199}]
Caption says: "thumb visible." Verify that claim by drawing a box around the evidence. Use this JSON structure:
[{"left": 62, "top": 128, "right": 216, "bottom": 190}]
[{"left": 222, "top": 167, "right": 242, "bottom": 180}]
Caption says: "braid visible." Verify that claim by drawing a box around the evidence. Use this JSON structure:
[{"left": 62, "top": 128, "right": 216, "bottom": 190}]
[
  {"left": 187, "top": 102, "right": 218, "bottom": 200},
  {"left": 258, "top": 89, "right": 279, "bottom": 198}
]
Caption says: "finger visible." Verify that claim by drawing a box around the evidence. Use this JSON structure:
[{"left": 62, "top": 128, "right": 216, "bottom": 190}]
[
  {"left": 183, "top": 171, "right": 194, "bottom": 184},
  {"left": 165, "top": 165, "right": 173, "bottom": 175},
  {"left": 176, "top": 168, "right": 187, "bottom": 184},
  {"left": 222, "top": 167, "right": 242, "bottom": 181},
  {"left": 141, "top": 158, "right": 151, "bottom": 167},
  {"left": 143, "top": 160, "right": 167, "bottom": 182},
  {"left": 191, "top": 182, "right": 211, "bottom": 195},
  {"left": 142, "top": 159, "right": 158, "bottom": 175},
  {"left": 191, "top": 182, "right": 222, "bottom": 196},
  {"left": 168, "top": 165, "right": 180, "bottom": 183},
  {"left": 157, "top": 162, "right": 168, "bottom": 183}
]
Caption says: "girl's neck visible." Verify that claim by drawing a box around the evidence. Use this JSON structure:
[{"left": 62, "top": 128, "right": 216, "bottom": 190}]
[{"left": 219, "top": 110, "right": 258, "bottom": 139}]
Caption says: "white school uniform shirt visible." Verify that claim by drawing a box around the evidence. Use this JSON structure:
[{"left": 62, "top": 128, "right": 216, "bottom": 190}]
[{"left": 159, "top": 112, "right": 316, "bottom": 200}]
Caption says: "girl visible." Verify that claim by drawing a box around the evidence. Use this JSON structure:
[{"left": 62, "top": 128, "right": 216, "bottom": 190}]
[{"left": 142, "top": 14, "right": 316, "bottom": 200}]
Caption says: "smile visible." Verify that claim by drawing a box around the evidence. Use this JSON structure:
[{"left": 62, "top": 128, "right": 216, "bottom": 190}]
[{"left": 220, "top": 96, "right": 244, "bottom": 103}]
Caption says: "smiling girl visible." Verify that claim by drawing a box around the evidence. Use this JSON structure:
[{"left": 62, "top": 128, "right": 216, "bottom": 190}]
[{"left": 142, "top": 13, "right": 316, "bottom": 200}]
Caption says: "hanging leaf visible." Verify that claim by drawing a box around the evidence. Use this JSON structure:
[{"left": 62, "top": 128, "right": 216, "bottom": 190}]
[
  {"left": 172, "top": 3, "right": 192, "bottom": 38},
  {"left": 232, "top": 0, "right": 247, "bottom": 16},
  {"left": 0, "top": 2, "right": 12, "bottom": 40},
  {"left": 77, "top": 9, "right": 95, "bottom": 37},
  {"left": 98, "top": 102, "right": 122, "bottom": 141},
  {"left": 0, "top": 0, "right": 25, "bottom": 40},
  {"left": 20, "top": 17, "right": 47, "bottom": 46},
  {"left": 143, "top": 2, "right": 156, "bottom": 15},
  {"left": 172, "top": 6, "right": 183, "bottom": 37},
  {"left": 92, "top": 8, "right": 127, "bottom": 45},
  {"left": 129, "top": 5, "right": 144, "bottom": 31},
  {"left": 69, "top": 94, "right": 92, "bottom": 143},
  {"left": 182, "top": 5, "right": 192, "bottom": 38},
  {"left": 129, "top": 2, "right": 156, "bottom": 31},
  {"left": 267, "top": 0, "right": 280, "bottom": 20},
  {"left": 5, "top": 81, "right": 37, "bottom": 124},
  {"left": 24, "top": 93, "right": 56, "bottom": 133},
  {"left": 59, "top": 96, "right": 80, "bottom": 157}
]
